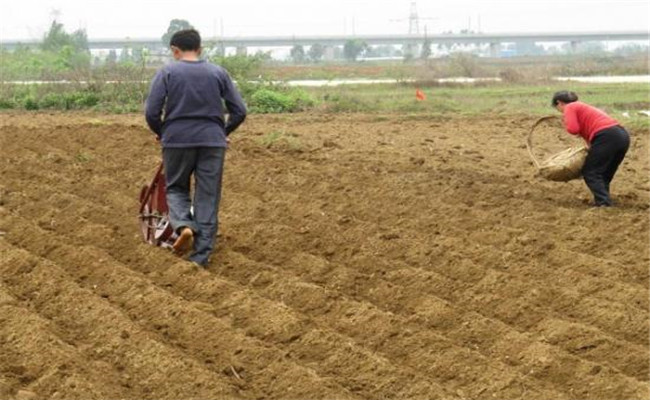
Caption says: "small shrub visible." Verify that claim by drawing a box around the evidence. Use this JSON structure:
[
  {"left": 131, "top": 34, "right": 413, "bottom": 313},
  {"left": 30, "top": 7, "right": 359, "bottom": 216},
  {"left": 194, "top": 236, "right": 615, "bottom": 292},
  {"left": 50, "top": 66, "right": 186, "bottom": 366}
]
[
  {"left": 259, "top": 130, "right": 284, "bottom": 147},
  {"left": 249, "top": 88, "right": 313, "bottom": 113},
  {"left": 499, "top": 68, "right": 525, "bottom": 84},
  {"left": 288, "top": 89, "right": 314, "bottom": 110},
  {"left": 448, "top": 53, "right": 481, "bottom": 77},
  {"left": 37, "top": 91, "right": 100, "bottom": 110},
  {"left": 0, "top": 98, "right": 15, "bottom": 109},
  {"left": 211, "top": 53, "right": 267, "bottom": 80},
  {"left": 39, "top": 93, "right": 66, "bottom": 109},
  {"left": 322, "top": 93, "right": 370, "bottom": 113},
  {"left": 250, "top": 89, "right": 291, "bottom": 113},
  {"left": 257, "top": 130, "right": 301, "bottom": 149},
  {"left": 75, "top": 152, "right": 92, "bottom": 163},
  {"left": 23, "top": 96, "right": 39, "bottom": 110},
  {"left": 68, "top": 92, "right": 100, "bottom": 108}
]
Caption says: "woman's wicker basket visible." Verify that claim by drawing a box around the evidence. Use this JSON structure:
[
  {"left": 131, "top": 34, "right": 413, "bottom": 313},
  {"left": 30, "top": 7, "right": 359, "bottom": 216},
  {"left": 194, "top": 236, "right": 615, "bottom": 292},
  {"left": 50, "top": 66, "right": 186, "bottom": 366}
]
[{"left": 526, "top": 116, "right": 588, "bottom": 182}]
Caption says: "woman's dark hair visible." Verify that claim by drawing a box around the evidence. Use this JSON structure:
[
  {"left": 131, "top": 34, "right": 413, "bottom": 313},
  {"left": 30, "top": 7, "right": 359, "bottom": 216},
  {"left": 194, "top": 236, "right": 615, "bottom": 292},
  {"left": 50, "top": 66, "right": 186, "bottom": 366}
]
[
  {"left": 551, "top": 91, "right": 579, "bottom": 107},
  {"left": 170, "top": 29, "right": 201, "bottom": 51}
]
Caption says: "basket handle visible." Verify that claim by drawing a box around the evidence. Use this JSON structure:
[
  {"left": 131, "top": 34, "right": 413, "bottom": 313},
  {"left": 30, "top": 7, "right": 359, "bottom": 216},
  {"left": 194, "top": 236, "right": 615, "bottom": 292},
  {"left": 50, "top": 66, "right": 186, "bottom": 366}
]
[{"left": 526, "top": 115, "right": 560, "bottom": 169}]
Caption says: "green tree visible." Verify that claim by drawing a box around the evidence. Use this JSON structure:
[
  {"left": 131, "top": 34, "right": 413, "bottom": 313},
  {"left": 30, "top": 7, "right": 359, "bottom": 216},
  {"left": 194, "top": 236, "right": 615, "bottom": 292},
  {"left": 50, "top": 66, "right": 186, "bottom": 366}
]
[
  {"left": 54, "top": 45, "right": 75, "bottom": 70},
  {"left": 41, "top": 21, "right": 69, "bottom": 52},
  {"left": 42, "top": 20, "right": 88, "bottom": 52},
  {"left": 290, "top": 45, "right": 305, "bottom": 63},
  {"left": 308, "top": 43, "right": 325, "bottom": 63},
  {"left": 41, "top": 20, "right": 90, "bottom": 71},
  {"left": 106, "top": 49, "right": 117, "bottom": 65},
  {"left": 343, "top": 39, "right": 368, "bottom": 62},
  {"left": 211, "top": 53, "right": 268, "bottom": 80},
  {"left": 421, "top": 38, "right": 432, "bottom": 59},
  {"left": 162, "top": 19, "right": 194, "bottom": 47},
  {"left": 70, "top": 29, "right": 89, "bottom": 51},
  {"left": 614, "top": 43, "right": 649, "bottom": 56},
  {"left": 131, "top": 47, "right": 149, "bottom": 65},
  {"left": 373, "top": 45, "right": 398, "bottom": 57},
  {"left": 402, "top": 44, "right": 416, "bottom": 61},
  {"left": 119, "top": 47, "right": 132, "bottom": 64}
]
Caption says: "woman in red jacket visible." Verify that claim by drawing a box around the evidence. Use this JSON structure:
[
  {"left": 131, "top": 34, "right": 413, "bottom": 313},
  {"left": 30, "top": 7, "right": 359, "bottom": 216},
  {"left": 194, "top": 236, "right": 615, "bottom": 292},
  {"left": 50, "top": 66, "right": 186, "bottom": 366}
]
[{"left": 552, "top": 91, "right": 630, "bottom": 207}]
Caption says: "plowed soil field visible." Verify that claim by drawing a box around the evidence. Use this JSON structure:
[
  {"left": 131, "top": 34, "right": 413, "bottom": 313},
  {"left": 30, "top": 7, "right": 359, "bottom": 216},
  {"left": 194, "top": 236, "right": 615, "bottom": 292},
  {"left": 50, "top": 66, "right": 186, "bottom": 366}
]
[{"left": 1, "top": 111, "right": 648, "bottom": 400}]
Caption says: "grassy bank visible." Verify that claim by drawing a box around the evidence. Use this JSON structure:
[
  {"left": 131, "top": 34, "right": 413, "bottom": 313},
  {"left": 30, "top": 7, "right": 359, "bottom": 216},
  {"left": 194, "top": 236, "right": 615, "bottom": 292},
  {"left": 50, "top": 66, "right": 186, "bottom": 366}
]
[
  {"left": 308, "top": 82, "right": 650, "bottom": 129},
  {"left": 1, "top": 81, "right": 648, "bottom": 130},
  {"left": 1, "top": 52, "right": 648, "bottom": 122},
  {"left": 308, "top": 82, "right": 649, "bottom": 114}
]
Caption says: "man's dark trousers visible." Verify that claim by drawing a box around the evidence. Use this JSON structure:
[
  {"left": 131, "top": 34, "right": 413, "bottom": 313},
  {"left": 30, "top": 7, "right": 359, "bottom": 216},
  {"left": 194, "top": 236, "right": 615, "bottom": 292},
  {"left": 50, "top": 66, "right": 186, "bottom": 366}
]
[
  {"left": 581, "top": 126, "right": 629, "bottom": 207},
  {"left": 163, "top": 147, "right": 226, "bottom": 266}
]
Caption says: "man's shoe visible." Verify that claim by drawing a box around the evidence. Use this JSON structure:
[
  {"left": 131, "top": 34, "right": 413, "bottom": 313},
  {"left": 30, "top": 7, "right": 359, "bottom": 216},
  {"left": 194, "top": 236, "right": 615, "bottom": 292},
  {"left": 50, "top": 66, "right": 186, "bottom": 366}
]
[{"left": 173, "top": 227, "right": 194, "bottom": 255}]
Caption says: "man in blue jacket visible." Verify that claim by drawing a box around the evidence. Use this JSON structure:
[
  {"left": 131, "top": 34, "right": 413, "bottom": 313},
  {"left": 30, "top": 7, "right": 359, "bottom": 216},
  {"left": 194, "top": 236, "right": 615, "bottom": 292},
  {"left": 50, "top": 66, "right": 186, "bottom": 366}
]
[{"left": 145, "top": 29, "right": 246, "bottom": 266}]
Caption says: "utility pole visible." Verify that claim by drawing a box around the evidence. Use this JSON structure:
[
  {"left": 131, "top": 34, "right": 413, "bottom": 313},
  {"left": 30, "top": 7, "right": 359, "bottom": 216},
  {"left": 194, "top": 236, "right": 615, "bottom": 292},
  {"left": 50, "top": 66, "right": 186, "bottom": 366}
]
[
  {"left": 388, "top": 1, "right": 437, "bottom": 60},
  {"left": 390, "top": 2, "right": 435, "bottom": 35},
  {"left": 218, "top": 18, "right": 225, "bottom": 56},
  {"left": 409, "top": 1, "right": 419, "bottom": 34}
]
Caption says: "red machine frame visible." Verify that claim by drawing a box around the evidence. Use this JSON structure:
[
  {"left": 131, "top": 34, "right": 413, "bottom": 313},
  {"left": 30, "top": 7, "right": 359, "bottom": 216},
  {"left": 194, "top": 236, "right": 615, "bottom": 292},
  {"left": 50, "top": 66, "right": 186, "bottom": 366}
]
[{"left": 138, "top": 163, "right": 177, "bottom": 248}]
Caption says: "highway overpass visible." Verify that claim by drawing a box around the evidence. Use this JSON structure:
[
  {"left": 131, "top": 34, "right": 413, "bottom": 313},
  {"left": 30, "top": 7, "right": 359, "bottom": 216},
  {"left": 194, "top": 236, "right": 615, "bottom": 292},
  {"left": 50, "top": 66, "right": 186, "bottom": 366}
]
[{"left": 1, "top": 31, "right": 647, "bottom": 51}]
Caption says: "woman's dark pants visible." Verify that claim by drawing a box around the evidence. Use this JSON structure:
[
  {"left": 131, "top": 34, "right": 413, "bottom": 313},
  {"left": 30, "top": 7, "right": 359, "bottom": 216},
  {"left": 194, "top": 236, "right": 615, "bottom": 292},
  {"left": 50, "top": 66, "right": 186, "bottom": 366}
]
[{"left": 581, "top": 126, "right": 630, "bottom": 206}]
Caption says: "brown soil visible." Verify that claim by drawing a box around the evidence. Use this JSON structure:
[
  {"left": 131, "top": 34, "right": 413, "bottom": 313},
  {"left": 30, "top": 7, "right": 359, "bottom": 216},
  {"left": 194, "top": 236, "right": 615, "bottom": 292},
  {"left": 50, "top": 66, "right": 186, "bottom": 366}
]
[{"left": 1, "top": 111, "right": 648, "bottom": 400}]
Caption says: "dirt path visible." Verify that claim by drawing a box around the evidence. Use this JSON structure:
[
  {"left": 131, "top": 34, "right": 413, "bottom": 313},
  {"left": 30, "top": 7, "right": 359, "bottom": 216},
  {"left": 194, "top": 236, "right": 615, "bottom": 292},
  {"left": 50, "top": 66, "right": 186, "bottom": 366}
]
[{"left": 1, "top": 111, "right": 648, "bottom": 399}]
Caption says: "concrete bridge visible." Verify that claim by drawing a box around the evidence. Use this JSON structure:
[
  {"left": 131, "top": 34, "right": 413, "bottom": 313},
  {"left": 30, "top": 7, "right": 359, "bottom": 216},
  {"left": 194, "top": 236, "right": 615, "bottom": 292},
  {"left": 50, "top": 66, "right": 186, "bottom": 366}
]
[{"left": 2, "top": 31, "right": 647, "bottom": 53}]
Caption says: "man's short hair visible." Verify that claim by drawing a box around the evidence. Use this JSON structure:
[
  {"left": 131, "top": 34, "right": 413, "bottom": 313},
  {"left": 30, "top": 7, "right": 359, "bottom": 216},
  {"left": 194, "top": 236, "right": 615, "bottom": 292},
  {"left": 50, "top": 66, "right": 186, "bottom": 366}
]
[{"left": 170, "top": 29, "right": 201, "bottom": 51}]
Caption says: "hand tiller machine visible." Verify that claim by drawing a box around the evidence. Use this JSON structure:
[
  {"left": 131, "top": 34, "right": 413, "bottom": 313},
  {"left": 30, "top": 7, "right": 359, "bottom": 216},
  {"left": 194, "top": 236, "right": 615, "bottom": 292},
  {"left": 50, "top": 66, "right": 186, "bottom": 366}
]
[{"left": 138, "top": 163, "right": 178, "bottom": 248}]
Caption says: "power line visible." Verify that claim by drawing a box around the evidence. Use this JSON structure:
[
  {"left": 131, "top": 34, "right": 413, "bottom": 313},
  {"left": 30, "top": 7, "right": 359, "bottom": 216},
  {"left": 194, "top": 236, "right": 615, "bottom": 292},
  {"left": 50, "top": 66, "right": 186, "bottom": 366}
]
[{"left": 389, "top": 1, "right": 436, "bottom": 34}]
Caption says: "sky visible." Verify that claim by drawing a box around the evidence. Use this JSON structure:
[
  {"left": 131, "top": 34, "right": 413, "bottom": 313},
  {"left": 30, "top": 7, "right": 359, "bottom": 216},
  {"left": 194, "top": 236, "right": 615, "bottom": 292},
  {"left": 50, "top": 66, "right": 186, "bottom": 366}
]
[{"left": 1, "top": 0, "right": 649, "bottom": 41}]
